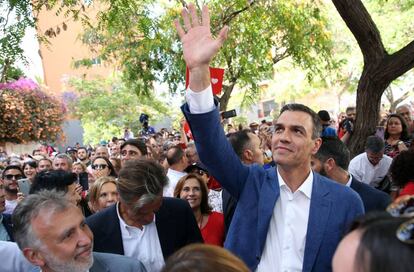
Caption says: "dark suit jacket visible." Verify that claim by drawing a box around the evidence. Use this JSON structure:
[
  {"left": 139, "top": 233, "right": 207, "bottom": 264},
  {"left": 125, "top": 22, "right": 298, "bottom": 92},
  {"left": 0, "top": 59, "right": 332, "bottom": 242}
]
[
  {"left": 182, "top": 102, "right": 364, "bottom": 271},
  {"left": 86, "top": 197, "right": 203, "bottom": 259},
  {"left": 2, "top": 213, "right": 14, "bottom": 242},
  {"left": 350, "top": 176, "right": 391, "bottom": 213},
  {"left": 222, "top": 189, "right": 236, "bottom": 235}
]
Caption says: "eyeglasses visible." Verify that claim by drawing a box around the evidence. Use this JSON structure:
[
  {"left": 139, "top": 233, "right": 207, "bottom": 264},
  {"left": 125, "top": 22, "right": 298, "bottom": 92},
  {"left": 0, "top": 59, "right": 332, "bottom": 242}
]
[
  {"left": 4, "top": 174, "right": 23, "bottom": 180},
  {"left": 386, "top": 195, "right": 414, "bottom": 217},
  {"left": 92, "top": 164, "right": 108, "bottom": 170},
  {"left": 396, "top": 218, "right": 414, "bottom": 244},
  {"left": 387, "top": 195, "right": 414, "bottom": 244}
]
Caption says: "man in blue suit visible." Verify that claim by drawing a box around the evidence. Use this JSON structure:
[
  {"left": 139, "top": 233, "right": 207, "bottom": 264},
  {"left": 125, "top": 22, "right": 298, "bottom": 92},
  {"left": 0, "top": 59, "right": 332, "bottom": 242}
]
[
  {"left": 175, "top": 3, "right": 364, "bottom": 271},
  {"left": 312, "top": 136, "right": 391, "bottom": 212}
]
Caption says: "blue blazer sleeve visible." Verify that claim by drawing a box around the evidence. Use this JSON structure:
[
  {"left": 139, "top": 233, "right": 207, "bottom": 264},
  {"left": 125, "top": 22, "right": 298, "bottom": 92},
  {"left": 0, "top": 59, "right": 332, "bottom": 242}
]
[{"left": 181, "top": 102, "right": 250, "bottom": 200}]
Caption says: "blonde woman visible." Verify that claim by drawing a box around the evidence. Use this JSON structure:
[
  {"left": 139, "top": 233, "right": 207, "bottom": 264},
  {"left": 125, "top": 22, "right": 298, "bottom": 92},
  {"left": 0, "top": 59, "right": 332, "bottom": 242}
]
[{"left": 88, "top": 176, "right": 119, "bottom": 213}]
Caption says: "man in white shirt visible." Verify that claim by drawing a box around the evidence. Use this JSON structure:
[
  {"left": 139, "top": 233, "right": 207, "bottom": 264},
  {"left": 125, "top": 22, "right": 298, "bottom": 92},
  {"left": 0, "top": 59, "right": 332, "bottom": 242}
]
[
  {"left": 86, "top": 159, "right": 203, "bottom": 272},
  {"left": 175, "top": 3, "right": 364, "bottom": 271},
  {"left": 164, "top": 145, "right": 189, "bottom": 197},
  {"left": 349, "top": 135, "right": 392, "bottom": 188}
]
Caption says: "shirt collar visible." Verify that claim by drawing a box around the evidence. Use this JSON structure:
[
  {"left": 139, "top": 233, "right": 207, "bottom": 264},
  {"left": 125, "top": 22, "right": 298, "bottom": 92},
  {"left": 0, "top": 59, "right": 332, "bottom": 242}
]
[
  {"left": 345, "top": 174, "right": 353, "bottom": 187},
  {"left": 116, "top": 202, "right": 156, "bottom": 232},
  {"left": 277, "top": 168, "right": 313, "bottom": 199}
]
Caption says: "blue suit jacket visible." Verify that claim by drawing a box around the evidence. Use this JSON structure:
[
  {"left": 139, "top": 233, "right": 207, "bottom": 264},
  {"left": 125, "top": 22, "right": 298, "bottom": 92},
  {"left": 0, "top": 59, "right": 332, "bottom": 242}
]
[
  {"left": 350, "top": 176, "right": 391, "bottom": 213},
  {"left": 86, "top": 198, "right": 203, "bottom": 259},
  {"left": 182, "top": 103, "right": 364, "bottom": 271}
]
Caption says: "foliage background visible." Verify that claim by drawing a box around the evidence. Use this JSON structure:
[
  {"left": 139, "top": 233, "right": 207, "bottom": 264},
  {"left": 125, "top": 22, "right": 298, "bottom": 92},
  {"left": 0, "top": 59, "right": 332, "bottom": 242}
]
[{"left": 0, "top": 78, "right": 65, "bottom": 143}]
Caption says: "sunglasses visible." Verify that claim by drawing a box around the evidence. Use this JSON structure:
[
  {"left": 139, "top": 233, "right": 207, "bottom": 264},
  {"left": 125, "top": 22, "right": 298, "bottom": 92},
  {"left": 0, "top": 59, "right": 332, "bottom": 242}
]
[
  {"left": 396, "top": 218, "right": 414, "bottom": 244},
  {"left": 386, "top": 195, "right": 414, "bottom": 217},
  {"left": 92, "top": 164, "right": 108, "bottom": 170},
  {"left": 4, "top": 174, "right": 23, "bottom": 180},
  {"left": 387, "top": 195, "right": 414, "bottom": 244}
]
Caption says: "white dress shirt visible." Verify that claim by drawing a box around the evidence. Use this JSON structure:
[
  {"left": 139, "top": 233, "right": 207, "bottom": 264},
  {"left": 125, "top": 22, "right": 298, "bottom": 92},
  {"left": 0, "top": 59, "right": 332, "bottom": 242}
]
[
  {"left": 348, "top": 152, "right": 392, "bottom": 187},
  {"left": 116, "top": 203, "right": 165, "bottom": 272},
  {"left": 256, "top": 169, "right": 313, "bottom": 272},
  {"left": 186, "top": 85, "right": 313, "bottom": 271},
  {"left": 164, "top": 168, "right": 187, "bottom": 197}
]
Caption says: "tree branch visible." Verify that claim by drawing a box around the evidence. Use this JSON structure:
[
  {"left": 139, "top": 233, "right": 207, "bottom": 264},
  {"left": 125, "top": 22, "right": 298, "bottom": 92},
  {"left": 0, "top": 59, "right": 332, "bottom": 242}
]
[
  {"left": 380, "top": 40, "right": 414, "bottom": 83},
  {"left": 394, "top": 90, "right": 411, "bottom": 107},
  {"left": 331, "top": 0, "right": 386, "bottom": 64}
]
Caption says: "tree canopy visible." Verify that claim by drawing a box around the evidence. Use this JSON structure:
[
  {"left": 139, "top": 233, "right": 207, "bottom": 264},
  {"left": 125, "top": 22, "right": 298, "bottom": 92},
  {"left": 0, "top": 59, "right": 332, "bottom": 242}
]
[{"left": 80, "top": 0, "right": 336, "bottom": 110}]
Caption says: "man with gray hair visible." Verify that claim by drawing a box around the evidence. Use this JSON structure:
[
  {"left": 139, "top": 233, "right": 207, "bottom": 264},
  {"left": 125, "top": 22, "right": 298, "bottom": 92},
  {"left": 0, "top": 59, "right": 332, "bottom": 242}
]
[
  {"left": 86, "top": 159, "right": 202, "bottom": 272},
  {"left": 396, "top": 104, "right": 414, "bottom": 134},
  {"left": 349, "top": 135, "right": 393, "bottom": 188},
  {"left": 12, "top": 190, "right": 146, "bottom": 272},
  {"left": 53, "top": 153, "right": 73, "bottom": 172}
]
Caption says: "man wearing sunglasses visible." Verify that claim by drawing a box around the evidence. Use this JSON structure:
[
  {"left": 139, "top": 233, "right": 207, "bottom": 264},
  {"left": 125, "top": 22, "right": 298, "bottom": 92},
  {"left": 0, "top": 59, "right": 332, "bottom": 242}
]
[
  {"left": 1, "top": 165, "right": 24, "bottom": 215},
  {"left": 0, "top": 184, "right": 14, "bottom": 241}
]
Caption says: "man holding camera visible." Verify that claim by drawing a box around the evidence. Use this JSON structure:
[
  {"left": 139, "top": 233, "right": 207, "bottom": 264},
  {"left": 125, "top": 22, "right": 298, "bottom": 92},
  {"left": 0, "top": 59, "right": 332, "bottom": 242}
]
[{"left": 338, "top": 106, "right": 356, "bottom": 144}]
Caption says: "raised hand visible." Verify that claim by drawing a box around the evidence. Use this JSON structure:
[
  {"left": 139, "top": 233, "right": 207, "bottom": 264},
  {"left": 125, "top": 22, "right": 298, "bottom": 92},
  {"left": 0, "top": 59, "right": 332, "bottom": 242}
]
[{"left": 174, "top": 3, "right": 228, "bottom": 91}]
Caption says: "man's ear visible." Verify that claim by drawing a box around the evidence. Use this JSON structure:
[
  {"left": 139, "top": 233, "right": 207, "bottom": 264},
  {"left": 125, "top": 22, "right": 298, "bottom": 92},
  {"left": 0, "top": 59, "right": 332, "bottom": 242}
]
[
  {"left": 324, "top": 158, "right": 336, "bottom": 172},
  {"left": 242, "top": 149, "right": 253, "bottom": 163},
  {"left": 23, "top": 248, "right": 46, "bottom": 267},
  {"left": 311, "top": 138, "right": 322, "bottom": 155}
]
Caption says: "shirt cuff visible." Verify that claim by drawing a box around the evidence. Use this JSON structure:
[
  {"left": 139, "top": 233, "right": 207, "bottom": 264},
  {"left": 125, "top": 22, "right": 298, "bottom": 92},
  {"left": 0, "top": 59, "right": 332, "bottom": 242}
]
[{"left": 185, "top": 85, "right": 215, "bottom": 114}]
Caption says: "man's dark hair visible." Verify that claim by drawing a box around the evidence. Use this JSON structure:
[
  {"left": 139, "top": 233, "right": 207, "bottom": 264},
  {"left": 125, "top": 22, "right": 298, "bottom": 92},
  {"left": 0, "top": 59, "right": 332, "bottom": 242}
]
[
  {"left": 77, "top": 146, "right": 88, "bottom": 152},
  {"left": 167, "top": 145, "right": 185, "bottom": 165},
  {"left": 120, "top": 138, "right": 148, "bottom": 156},
  {"left": 345, "top": 106, "right": 356, "bottom": 113},
  {"left": 314, "top": 136, "right": 350, "bottom": 170},
  {"left": 384, "top": 114, "right": 410, "bottom": 141},
  {"left": 389, "top": 150, "right": 414, "bottom": 188},
  {"left": 118, "top": 159, "right": 168, "bottom": 209},
  {"left": 29, "top": 170, "right": 77, "bottom": 194},
  {"left": 2, "top": 165, "right": 23, "bottom": 179},
  {"left": 32, "top": 149, "right": 41, "bottom": 156},
  {"left": 317, "top": 110, "right": 331, "bottom": 122},
  {"left": 365, "top": 136, "right": 385, "bottom": 153},
  {"left": 227, "top": 129, "right": 254, "bottom": 160},
  {"left": 349, "top": 213, "right": 414, "bottom": 272},
  {"left": 280, "top": 103, "right": 322, "bottom": 139}
]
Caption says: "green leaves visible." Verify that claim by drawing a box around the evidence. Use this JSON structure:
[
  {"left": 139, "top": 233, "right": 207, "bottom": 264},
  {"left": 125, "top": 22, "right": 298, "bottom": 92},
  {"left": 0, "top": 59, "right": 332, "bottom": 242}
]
[{"left": 68, "top": 76, "right": 170, "bottom": 144}]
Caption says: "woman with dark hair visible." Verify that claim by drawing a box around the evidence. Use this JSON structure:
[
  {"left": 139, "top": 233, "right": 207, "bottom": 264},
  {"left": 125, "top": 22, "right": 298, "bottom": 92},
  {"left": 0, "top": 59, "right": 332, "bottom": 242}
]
[
  {"left": 162, "top": 244, "right": 249, "bottom": 272},
  {"left": 384, "top": 114, "right": 411, "bottom": 158},
  {"left": 90, "top": 156, "right": 117, "bottom": 181},
  {"left": 174, "top": 174, "right": 225, "bottom": 246},
  {"left": 333, "top": 213, "right": 414, "bottom": 272},
  {"left": 389, "top": 150, "right": 414, "bottom": 197},
  {"left": 18, "top": 160, "right": 38, "bottom": 195}
]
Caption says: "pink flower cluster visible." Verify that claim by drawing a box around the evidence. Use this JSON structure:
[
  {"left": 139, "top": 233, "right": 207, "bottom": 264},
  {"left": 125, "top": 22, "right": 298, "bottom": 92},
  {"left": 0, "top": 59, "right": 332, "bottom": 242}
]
[{"left": 0, "top": 77, "right": 39, "bottom": 91}]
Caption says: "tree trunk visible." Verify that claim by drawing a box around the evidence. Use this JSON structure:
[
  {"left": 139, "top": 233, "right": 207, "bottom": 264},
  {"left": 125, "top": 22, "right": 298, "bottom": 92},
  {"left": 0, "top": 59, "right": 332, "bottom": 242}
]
[
  {"left": 348, "top": 68, "right": 385, "bottom": 157},
  {"left": 218, "top": 82, "right": 236, "bottom": 111},
  {"left": 332, "top": 0, "right": 414, "bottom": 156}
]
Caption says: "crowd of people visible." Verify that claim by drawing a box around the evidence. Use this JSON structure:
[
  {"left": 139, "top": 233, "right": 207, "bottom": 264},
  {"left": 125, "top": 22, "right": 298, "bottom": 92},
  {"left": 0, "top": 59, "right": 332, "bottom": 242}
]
[{"left": 1, "top": 3, "right": 414, "bottom": 272}]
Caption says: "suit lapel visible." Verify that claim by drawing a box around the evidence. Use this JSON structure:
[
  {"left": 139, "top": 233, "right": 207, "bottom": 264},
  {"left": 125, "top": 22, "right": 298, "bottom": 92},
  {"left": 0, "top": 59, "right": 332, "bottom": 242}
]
[
  {"left": 303, "top": 175, "right": 331, "bottom": 272},
  {"left": 103, "top": 205, "right": 124, "bottom": 255},
  {"left": 155, "top": 199, "right": 174, "bottom": 259},
  {"left": 257, "top": 168, "right": 280, "bottom": 254}
]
